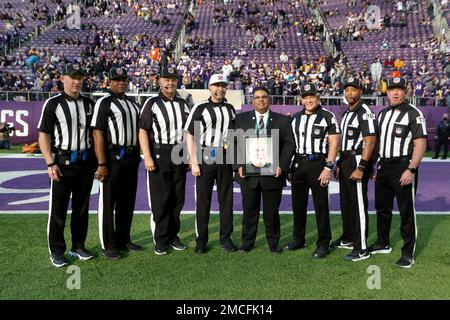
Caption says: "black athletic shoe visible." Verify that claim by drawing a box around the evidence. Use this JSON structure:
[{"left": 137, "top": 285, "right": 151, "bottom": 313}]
[
  {"left": 395, "top": 256, "right": 415, "bottom": 268},
  {"left": 170, "top": 240, "right": 187, "bottom": 251},
  {"left": 367, "top": 244, "right": 392, "bottom": 254},
  {"left": 344, "top": 249, "right": 371, "bottom": 262},
  {"left": 330, "top": 239, "right": 354, "bottom": 249},
  {"left": 312, "top": 247, "right": 329, "bottom": 259},
  {"left": 154, "top": 245, "right": 168, "bottom": 256},
  {"left": 269, "top": 246, "right": 282, "bottom": 254},
  {"left": 239, "top": 245, "right": 253, "bottom": 253},
  {"left": 50, "top": 254, "right": 68, "bottom": 268},
  {"left": 102, "top": 249, "right": 121, "bottom": 260},
  {"left": 219, "top": 240, "right": 238, "bottom": 252},
  {"left": 69, "top": 247, "right": 94, "bottom": 260},
  {"left": 126, "top": 242, "right": 142, "bottom": 252},
  {"left": 194, "top": 245, "right": 206, "bottom": 254},
  {"left": 285, "top": 242, "right": 306, "bottom": 251}
]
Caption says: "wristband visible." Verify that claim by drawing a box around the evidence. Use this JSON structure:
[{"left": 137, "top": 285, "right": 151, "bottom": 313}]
[
  {"left": 324, "top": 159, "right": 334, "bottom": 170},
  {"left": 358, "top": 159, "right": 368, "bottom": 169},
  {"left": 407, "top": 167, "right": 416, "bottom": 174},
  {"left": 47, "top": 162, "right": 56, "bottom": 167},
  {"left": 98, "top": 163, "right": 107, "bottom": 167}
]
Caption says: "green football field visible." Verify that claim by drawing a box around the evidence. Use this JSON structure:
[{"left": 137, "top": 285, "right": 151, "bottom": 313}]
[{"left": 1, "top": 214, "right": 449, "bottom": 300}]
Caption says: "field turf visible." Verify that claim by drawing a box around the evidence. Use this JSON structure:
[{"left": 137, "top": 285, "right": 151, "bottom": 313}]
[{"left": 1, "top": 214, "right": 449, "bottom": 300}]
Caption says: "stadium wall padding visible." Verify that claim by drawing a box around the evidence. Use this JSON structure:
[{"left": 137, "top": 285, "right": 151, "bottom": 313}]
[{"left": 1, "top": 101, "right": 448, "bottom": 147}]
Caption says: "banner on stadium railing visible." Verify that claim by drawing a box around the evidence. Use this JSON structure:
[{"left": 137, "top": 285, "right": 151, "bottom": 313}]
[
  {"left": 1, "top": 101, "right": 448, "bottom": 144},
  {"left": 0, "top": 101, "right": 42, "bottom": 144}
]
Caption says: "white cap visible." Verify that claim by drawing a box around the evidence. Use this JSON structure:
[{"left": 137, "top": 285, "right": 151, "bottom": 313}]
[{"left": 209, "top": 74, "right": 229, "bottom": 86}]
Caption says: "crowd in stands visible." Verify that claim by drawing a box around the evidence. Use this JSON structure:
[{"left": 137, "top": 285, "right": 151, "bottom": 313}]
[
  {"left": 133, "top": 0, "right": 183, "bottom": 25},
  {"left": 0, "top": 0, "right": 449, "bottom": 107}
]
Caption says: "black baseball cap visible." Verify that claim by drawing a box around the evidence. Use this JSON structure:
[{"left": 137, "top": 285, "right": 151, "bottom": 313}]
[
  {"left": 387, "top": 77, "right": 407, "bottom": 90},
  {"left": 62, "top": 63, "right": 86, "bottom": 77},
  {"left": 344, "top": 76, "right": 363, "bottom": 90},
  {"left": 109, "top": 67, "right": 130, "bottom": 80},
  {"left": 300, "top": 82, "right": 318, "bottom": 97},
  {"left": 160, "top": 66, "right": 179, "bottom": 78}
]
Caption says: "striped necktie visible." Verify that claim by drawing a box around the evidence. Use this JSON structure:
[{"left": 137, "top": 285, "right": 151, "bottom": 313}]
[{"left": 258, "top": 115, "right": 264, "bottom": 135}]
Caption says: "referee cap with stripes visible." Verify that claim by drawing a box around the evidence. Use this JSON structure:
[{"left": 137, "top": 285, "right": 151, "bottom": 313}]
[
  {"left": 387, "top": 76, "right": 407, "bottom": 90},
  {"left": 209, "top": 74, "right": 229, "bottom": 86},
  {"left": 344, "top": 76, "right": 363, "bottom": 90},
  {"left": 62, "top": 63, "right": 86, "bottom": 77},
  {"left": 109, "top": 67, "right": 130, "bottom": 80}
]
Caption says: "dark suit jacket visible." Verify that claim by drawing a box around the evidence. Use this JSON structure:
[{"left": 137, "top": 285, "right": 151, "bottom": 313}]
[{"left": 234, "top": 110, "right": 295, "bottom": 190}]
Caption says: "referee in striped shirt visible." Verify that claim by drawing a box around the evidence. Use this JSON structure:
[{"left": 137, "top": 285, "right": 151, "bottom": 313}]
[
  {"left": 38, "top": 63, "right": 96, "bottom": 267},
  {"left": 185, "top": 74, "right": 237, "bottom": 254},
  {"left": 369, "top": 76, "right": 427, "bottom": 268},
  {"left": 286, "top": 83, "right": 340, "bottom": 259},
  {"left": 331, "top": 77, "right": 377, "bottom": 262},
  {"left": 139, "top": 66, "right": 190, "bottom": 255},
  {"left": 91, "top": 66, "right": 142, "bottom": 260}
]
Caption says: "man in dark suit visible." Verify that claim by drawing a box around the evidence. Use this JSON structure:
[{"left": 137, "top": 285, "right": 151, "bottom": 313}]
[{"left": 234, "top": 87, "right": 295, "bottom": 254}]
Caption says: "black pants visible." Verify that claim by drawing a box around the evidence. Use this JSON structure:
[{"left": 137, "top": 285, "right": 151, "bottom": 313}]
[
  {"left": 338, "top": 155, "right": 370, "bottom": 251},
  {"left": 98, "top": 155, "right": 140, "bottom": 250},
  {"left": 48, "top": 164, "right": 95, "bottom": 255},
  {"left": 147, "top": 151, "right": 187, "bottom": 248},
  {"left": 195, "top": 163, "right": 234, "bottom": 246},
  {"left": 434, "top": 136, "right": 449, "bottom": 158},
  {"left": 291, "top": 158, "right": 331, "bottom": 249},
  {"left": 241, "top": 184, "right": 282, "bottom": 250},
  {"left": 375, "top": 159, "right": 418, "bottom": 258}
]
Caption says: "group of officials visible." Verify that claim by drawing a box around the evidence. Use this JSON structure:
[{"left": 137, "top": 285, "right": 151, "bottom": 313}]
[{"left": 39, "top": 62, "right": 426, "bottom": 269}]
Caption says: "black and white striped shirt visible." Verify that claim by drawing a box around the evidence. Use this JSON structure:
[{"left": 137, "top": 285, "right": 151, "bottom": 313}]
[
  {"left": 377, "top": 100, "right": 427, "bottom": 159},
  {"left": 185, "top": 98, "right": 236, "bottom": 148},
  {"left": 139, "top": 93, "right": 190, "bottom": 144},
  {"left": 291, "top": 106, "right": 340, "bottom": 155},
  {"left": 340, "top": 102, "right": 377, "bottom": 152},
  {"left": 38, "top": 93, "right": 94, "bottom": 151},
  {"left": 91, "top": 92, "right": 140, "bottom": 147}
]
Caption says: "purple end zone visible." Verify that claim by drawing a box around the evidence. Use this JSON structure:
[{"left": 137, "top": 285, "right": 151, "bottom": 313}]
[{"left": 0, "top": 158, "right": 448, "bottom": 212}]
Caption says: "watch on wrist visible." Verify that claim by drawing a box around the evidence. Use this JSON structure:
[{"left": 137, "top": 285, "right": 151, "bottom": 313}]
[
  {"left": 407, "top": 167, "right": 416, "bottom": 174},
  {"left": 325, "top": 159, "right": 334, "bottom": 170}
]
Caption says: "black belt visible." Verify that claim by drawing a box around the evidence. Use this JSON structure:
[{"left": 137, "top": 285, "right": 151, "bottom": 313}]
[
  {"left": 55, "top": 149, "right": 88, "bottom": 163},
  {"left": 110, "top": 145, "right": 138, "bottom": 160},
  {"left": 340, "top": 150, "right": 362, "bottom": 158},
  {"left": 111, "top": 145, "right": 138, "bottom": 154},
  {"left": 152, "top": 143, "right": 178, "bottom": 151},
  {"left": 200, "top": 146, "right": 228, "bottom": 154},
  {"left": 295, "top": 153, "right": 325, "bottom": 161},
  {"left": 379, "top": 156, "right": 411, "bottom": 164}
]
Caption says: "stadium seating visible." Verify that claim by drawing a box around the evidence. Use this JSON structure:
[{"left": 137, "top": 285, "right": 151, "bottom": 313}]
[{"left": 0, "top": 0, "right": 448, "bottom": 105}]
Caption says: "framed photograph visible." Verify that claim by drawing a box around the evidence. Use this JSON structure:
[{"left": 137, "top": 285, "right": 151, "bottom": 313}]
[{"left": 243, "top": 136, "right": 275, "bottom": 176}]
